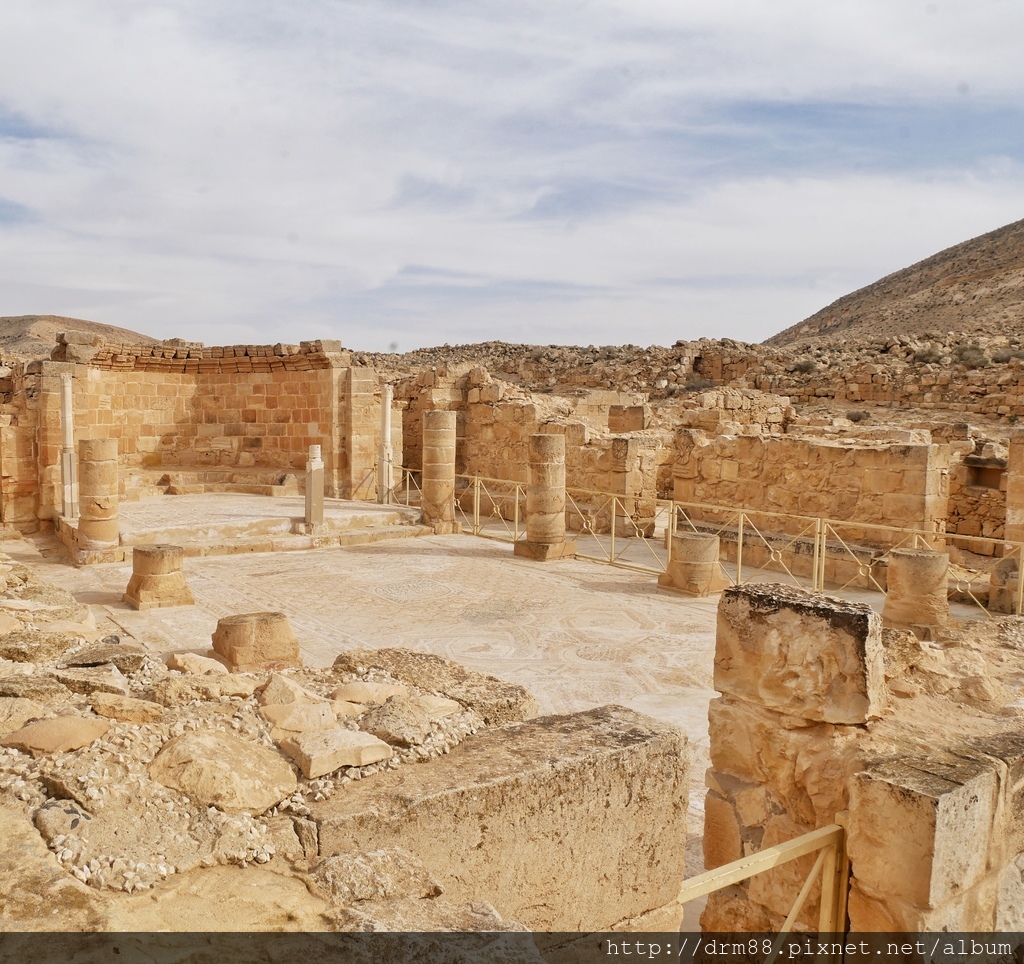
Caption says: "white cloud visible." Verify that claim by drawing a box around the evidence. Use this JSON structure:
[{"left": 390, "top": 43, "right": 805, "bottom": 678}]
[{"left": 0, "top": 0, "right": 1021, "bottom": 350}]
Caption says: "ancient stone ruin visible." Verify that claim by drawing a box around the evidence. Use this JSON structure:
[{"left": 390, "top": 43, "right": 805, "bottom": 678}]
[{"left": 1, "top": 327, "right": 1024, "bottom": 943}]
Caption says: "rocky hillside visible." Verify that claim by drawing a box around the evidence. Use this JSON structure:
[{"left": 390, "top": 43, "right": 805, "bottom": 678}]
[
  {"left": 0, "top": 315, "right": 159, "bottom": 359},
  {"left": 767, "top": 217, "right": 1024, "bottom": 348}
]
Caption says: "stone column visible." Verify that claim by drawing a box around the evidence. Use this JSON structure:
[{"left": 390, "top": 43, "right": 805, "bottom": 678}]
[
  {"left": 305, "top": 444, "right": 324, "bottom": 529},
  {"left": 211, "top": 611, "right": 301, "bottom": 672},
  {"left": 881, "top": 548, "right": 949, "bottom": 637},
  {"left": 124, "top": 544, "right": 194, "bottom": 610},
  {"left": 421, "top": 410, "right": 457, "bottom": 534},
  {"left": 377, "top": 383, "right": 395, "bottom": 504},
  {"left": 514, "top": 434, "right": 576, "bottom": 561},
  {"left": 77, "top": 439, "right": 119, "bottom": 549},
  {"left": 59, "top": 374, "right": 79, "bottom": 519},
  {"left": 658, "top": 531, "right": 728, "bottom": 595}
]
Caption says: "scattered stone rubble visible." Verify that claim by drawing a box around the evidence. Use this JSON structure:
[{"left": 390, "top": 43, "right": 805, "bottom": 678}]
[{"left": 0, "top": 548, "right": 685, "bottom": 935}]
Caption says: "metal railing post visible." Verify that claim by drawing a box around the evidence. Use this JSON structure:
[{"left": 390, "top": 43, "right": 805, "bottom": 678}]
[
  {"left": 609, "top": 497, "right": 617, "bottom": 563},
  {"left": 736, "top": 512, "right": 745, "bottom": 586},
  {"left": 812, "top": 517, "right": 822, "bottom": 593},
  {"left": 513, "top": 483, "right": 520, "bottom": 541},
  {"left": 666, "top": 502, "right": 676, "bottom": 563},
  {"left": 473, "top": 475, "right": 481, "bottom": 536}
]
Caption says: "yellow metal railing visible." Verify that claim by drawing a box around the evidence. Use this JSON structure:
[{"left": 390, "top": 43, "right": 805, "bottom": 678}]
[
  {"left": 679, "top": 814, "right": 850, "bottom": 945},
  {"left": 434, "top": 473, "right": 1024, "bottom": 617},
  {"left": 378, "top": 464, "right": 422, "bottom": 507}
]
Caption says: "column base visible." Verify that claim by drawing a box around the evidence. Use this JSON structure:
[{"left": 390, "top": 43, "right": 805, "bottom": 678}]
[
  {"left": 429, "top": 521, "right": 460, "bottom": 535},
  {"left": 657, "top": 566, "right": 730, "bottom": 597},
  {"left": 513, "top": 539, "right": 577, "bottom": 562}
]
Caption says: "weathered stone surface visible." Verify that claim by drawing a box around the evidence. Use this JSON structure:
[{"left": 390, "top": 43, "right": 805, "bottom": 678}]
[
  {"left": 332, "top": 649, "right": 539, "bottom": 724},
  {"left": 707, "top": 696, "right": 858, "bottom": 826},
  {"left": 52, "top": 665, "right": 130, "bottom": 696},
  {"left": 262, "top": 701, "right": 335, "bottom": 738},
  {"left": 279, "top": 727, "right": 393, "bottom": 779},
  {"left": 849, "top": 755, "right": 999, "bottom": 914},
  {"left": 258, "top": 673, "right": 335, "bottom": 737},
  {"left": 0, "top": 801, "right": 109, "bottom": 929},
  {"left": 0, "top": 696, "right": 44, "bottom": 735},
  {"left": 0, "top": 674, "right": 72, "bottom": 702},
  {"left": 166, "top": 652, "right": 228, "bottom": 675},
  {"left": 149, "top": 673, "right": 258, "bottom": 706},
  {"left": 35, "top": 797, "right": 93, "bottom": 839},
  {"left": 309, "top": 705, "right": 688, "bottom": 932},
  {"left": 211, "top": 611, "right": 300, "bottom": 672},
  {"left": 89, "top": 692, "right": 165, "bottom": 724},
  {"left": 360, "top": 696, "right": 456, "bottom": 747},
  {"left": 0, "top": 630, "right": 81, "bottom": 663},
  {"left": 330, "top": 680, "right": 409, "bottom": 704},
  {"left": 330, "top": 899, "right": 532, "bottom": 940},
  {"left": 309, "top": 848, "right": 443, "bottom": 903},
  {"left": 715, "top": 584, "right": 886, "bottom": 724},
  {"left": 148, "top": 730, "right": 297, "bottom": 813},
  {"left": 63, "top": 642, "right": 147, "bottom": 674},
  {"left": 332, "top": 699, "right": 364, "bottom": 719},
  {"left": 0, "top": 715, "right": 110, "bottom": 756}
]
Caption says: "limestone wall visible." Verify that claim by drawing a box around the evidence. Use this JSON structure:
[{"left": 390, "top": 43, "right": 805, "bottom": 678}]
[
  {"left": 703, "top": 584, "right": 1024, "bottom": 931},
  {"left": 947, "top": 454, "right": 1007, "bottom": 553},
  {"left": 673, "top": 431, "right": 949, "bottom": 544},
  {"left": 0, "top": 338, "right": 399, "bottom": 526}
]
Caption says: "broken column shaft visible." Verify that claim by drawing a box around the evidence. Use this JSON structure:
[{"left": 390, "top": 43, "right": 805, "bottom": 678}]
[
  {"left": 421, "top": 410, "right": 457, "bottom": 534},
  {"left": 881, "top": 548, "right": 949, "bottom": 637},
  {"left": 514, "top": 433, "right": 576, "bottom": 561},
  {"left": 77, "top": 438, "right": 119, "bottom": 548}
]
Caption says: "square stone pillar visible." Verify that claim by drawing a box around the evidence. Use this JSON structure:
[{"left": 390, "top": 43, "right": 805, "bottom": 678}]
[{"left": 305, "top": 444, "right": 324, "bottom": 531}]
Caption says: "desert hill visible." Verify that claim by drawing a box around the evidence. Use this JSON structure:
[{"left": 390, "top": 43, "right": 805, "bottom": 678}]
[
  {"left": 0, "top": 315, "right": 160, "bottom": 359},
  {"left": 766, "top": 217, "right": 1024, "bottom": 348}
]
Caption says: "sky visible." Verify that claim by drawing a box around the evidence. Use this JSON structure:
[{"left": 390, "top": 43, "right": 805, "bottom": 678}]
[{"left": 0, "top": 1, "right": 1022, "bottom": 352}]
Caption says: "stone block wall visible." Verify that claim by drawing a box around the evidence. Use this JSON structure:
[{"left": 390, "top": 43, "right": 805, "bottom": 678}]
[
  {"left": 673, "top": 431, "right": 950, "bottom": 544},
  {"left": 947, "top": 455, "right": 1007, "bottom": 553},
  {"left": 703, "top": 584, "right": 884, "bottom": 931},
  {"left": 0, "top": 339, "right": 395, "bottom": 526},
  {"left": 703, "top": 584, "right": 1024, "bottom": 932}
]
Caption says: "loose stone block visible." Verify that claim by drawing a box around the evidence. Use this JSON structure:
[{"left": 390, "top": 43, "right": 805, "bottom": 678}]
[
  {"left": 715, "top": 584, "right": 886, "bottom": 724},
  {"left": 849, "top": 755, "right": 998, "bottom": 912},
  {"left": 0, "top": 715, "right": 110, "bottom": 757},
  {"left": 89, "top": 692, "right": 164, "bottom": 724},
  {"left": 332, "top": 648, "right": 539, "bottom": 725},
  {"left": 149, "top": 730, "right": 297, "bottom": 814},
  {"left": 881, "top": 548, "right": 950, "bottom": 635},
  {"left": 658, "top": 531, "right": 729, "bottom": 596},
  {"left": 309, "top": 705, "right": 688, "bottom": 932},
  {"left": 123, "top": 544, "right": 194, "bottom": 610},
  {"left": 211, "top": 611, "right": 301, "bottom": 672},
  {"left": 279, "top": 727, "right": 393, "bottom": 779}
]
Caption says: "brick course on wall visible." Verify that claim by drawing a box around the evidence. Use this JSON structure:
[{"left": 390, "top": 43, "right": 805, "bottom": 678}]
[
  {"left": 0, "top": 339, "right": 394, "bottom": 526},
  {"left": 673, "top": 431, "right": 950, "bottom": 542}
]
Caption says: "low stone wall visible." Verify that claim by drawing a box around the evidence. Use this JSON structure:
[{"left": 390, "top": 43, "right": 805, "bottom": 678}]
[
  {"left": 311, "top": 704, "right": 689, "bottom": 932},
  {"left": 674, "top": 431, "right": 949, "bottom": 545}
]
